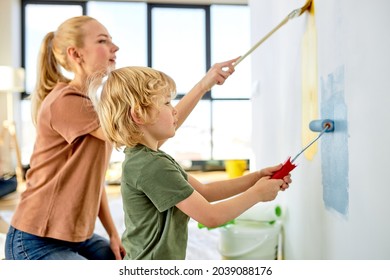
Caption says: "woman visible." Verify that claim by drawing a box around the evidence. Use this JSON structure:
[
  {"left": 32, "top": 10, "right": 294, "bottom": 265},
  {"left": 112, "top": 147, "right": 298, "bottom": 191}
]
[{"left": 5, "top": 15, "right": 236, "bottom": 260}]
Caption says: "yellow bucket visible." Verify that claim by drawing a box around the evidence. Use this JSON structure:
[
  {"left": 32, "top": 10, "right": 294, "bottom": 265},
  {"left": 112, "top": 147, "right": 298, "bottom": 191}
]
[{"left": 225, "top": 160, "right": 247, "bottom": 178}]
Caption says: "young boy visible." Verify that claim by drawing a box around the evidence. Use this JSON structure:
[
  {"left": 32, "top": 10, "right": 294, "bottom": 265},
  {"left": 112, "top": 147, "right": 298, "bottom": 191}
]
[{"left": 89, "top": 66, "right": 290, "bottom": 260}]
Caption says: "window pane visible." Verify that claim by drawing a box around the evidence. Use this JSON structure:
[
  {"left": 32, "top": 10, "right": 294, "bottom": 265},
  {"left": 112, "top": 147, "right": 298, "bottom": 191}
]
[
  {"left": 87, "top": 1, "right": 147, "bottom": 68},
  {"left": 24, "top": 4, "right": 83, "bottom": 94},
  {"left": 88, "top": 2, "right": 148, "bottom": 164},
  {"left": 23, "top": 4, "right": 82, "bottom": 164},
  {"left": 211, "top": 5, "right": 251, "bottom": 98},
  {"left": 212, "top": 100, "right": 252, "bottom": 160},
  {"left": 162, "top": 100, "right": 211, "bottom": 163},
  {"left": 151, "top": 7, "right": 206, "bottom": 94}
]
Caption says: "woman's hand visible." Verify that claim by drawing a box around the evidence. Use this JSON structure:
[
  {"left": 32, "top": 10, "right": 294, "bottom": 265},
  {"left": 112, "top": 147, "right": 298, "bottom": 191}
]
[
  {"left": 110, "top": 234, "right": 126, "bottom": 260},
  {"left": 197, "top": 57, "right": 239, "bottom": 92}
]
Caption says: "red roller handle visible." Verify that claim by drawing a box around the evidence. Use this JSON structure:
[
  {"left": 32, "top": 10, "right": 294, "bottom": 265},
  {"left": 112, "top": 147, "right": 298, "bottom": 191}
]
[{"left": 271, "top": 157, "right": 297, "bottom": 179}]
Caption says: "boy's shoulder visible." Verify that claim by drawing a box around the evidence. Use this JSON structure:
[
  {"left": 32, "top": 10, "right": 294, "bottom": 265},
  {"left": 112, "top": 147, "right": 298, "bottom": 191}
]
[{"left": 124, "top": 145, "right": 174, "bottom": 168}]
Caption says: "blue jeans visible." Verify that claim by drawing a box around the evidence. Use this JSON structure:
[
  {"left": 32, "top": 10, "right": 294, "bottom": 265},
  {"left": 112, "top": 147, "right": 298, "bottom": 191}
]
[{"left": 5, "top": 226, "right": 115, "bottom": 260}]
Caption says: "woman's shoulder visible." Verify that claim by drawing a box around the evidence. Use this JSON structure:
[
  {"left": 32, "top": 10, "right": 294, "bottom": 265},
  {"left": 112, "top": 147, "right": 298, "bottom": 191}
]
[
  {"left": 49, "top": 83, "right": 92, "bottom": 111},
  {"left": 47, "top": 82, "right": 83, "bottom": 99},
  {"left": 59, "top": 83, "right": 86, "bottom": 97}
]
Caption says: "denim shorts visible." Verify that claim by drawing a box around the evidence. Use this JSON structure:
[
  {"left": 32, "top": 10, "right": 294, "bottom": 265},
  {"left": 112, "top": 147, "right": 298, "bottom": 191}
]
[{"left": 5, "top": 226, "right": 115, "bottom": 260}]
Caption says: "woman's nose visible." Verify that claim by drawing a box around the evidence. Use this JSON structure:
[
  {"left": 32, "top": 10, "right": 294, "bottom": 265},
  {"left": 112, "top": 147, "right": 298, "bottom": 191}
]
[{"left": 112, "top": 42, "right": 119, "bottom": 52}]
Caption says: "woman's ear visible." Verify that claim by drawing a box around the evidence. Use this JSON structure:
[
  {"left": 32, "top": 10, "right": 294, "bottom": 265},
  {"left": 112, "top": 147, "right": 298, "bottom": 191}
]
[{"left": 67, "top": 47, "right": 83, "bottom": 64}]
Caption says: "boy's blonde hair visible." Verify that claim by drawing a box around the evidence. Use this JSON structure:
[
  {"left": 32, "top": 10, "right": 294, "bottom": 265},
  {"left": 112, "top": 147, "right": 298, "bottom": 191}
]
[
  {"left": 89, "top": 66, "right": 176, "bottom": 148},
  {"left": 31, "top": 16, "right": 96, "bottom": 125}
]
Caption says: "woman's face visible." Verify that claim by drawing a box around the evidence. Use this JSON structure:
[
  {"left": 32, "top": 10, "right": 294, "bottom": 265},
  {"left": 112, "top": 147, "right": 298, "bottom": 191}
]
[{"left": 78, "top": 20, "right": 119, "bottom": 75}]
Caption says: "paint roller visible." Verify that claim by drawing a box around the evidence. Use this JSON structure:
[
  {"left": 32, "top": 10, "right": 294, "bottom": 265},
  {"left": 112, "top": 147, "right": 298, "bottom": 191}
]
[
  {"left": 234, "top": 0, "right": 313, "bottom": 67},
  {"left": 198, "top": 119, "right": 334, "bottom": 230},
  {"left": 271, "top": 119, "right": 334, "bottom": 180},
  {"left": 198, "top": 203, "right": 283, "bottom": 230},
  {"left": 236, "top": 203, "right": 282, "bottom": 223},
  {"left": 198, "top": 117, "right": 333, "bottom": 230}
]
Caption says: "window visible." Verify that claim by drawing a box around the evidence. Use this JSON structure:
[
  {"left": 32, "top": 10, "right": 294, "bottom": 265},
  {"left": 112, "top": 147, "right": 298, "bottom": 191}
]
[
  {"left": 150, "top": 4, "right": 251, "bottom": 162},
  {"left": 21, "top": 1, "right": 251, "bottom": 167},
  {"left": 21, "top": 1, "right": 84, "bottom": 164},
  {"left": 23, "top": 3, "right": 84, "bottom": 94},
  {"left": 86, "top": 1, "right": 148, "bottom": 163},
  {"left": 87, "top": 1, "right": 147, "bottom": 69}
]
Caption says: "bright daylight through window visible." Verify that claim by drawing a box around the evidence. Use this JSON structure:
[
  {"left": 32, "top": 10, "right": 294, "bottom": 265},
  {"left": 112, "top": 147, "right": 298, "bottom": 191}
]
[{"left": 21, "top": 1, "right": 252, "bottom": 170}]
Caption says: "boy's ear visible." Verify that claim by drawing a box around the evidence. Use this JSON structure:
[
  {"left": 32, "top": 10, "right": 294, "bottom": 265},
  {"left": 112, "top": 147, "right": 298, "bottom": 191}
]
[{"left": 130, "top": 109, "right": 144, "bottom": 125}]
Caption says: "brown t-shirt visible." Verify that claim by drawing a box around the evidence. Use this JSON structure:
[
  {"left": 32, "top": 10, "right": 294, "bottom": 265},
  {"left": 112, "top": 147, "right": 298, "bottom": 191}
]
[{"left": 11, "top": 83, "right": 112, "bottom": 242}]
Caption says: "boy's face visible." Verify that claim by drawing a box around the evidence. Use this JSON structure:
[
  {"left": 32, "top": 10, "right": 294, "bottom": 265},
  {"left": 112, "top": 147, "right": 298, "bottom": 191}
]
[{"left": 144, "top": 93, "right": 178, "bottom": 142}]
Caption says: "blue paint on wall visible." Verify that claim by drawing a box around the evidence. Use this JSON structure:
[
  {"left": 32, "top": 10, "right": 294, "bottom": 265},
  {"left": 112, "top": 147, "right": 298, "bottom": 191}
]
[{"left": 320, "top": 65, "right": 349, "bottom": 217}]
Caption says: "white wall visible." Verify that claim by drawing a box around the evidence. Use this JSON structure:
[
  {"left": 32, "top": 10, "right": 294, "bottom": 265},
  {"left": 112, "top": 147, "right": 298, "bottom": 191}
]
[
  {"left": 250, "top": 0, "right": 390, "bottom": 259},
  {"left": 0, "top": 0, "right": 23, "bottom": 136}
]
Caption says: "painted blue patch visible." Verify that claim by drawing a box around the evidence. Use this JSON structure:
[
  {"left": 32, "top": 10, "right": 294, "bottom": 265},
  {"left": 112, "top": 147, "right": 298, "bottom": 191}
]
[{"left": 320, "top": 65, "right": 349, "bottom": 217}]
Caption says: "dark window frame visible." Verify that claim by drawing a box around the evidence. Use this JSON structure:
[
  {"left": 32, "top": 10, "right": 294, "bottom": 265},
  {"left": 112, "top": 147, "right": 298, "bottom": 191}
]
[
  {"left": 147, "top": 3, "right": 211, "bottom": 100},
  {"left": 21, "top": 0, "right": 87, "bottom": 99},
  {"left": 20, "top": 0, "right": 250, "bottom": 165}
]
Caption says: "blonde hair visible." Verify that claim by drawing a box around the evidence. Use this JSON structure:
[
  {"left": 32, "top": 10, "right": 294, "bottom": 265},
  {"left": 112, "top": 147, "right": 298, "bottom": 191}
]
[
  {"left": 89, "top": 66, "right": 176, "bottom": 148},
  {"left": 31, "top": 16, "right": 96, "bottom": 125}
]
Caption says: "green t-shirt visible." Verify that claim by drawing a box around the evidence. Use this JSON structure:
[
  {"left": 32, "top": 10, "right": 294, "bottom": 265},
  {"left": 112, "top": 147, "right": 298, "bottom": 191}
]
[{"left": 121, "top": 145, "right": 194, "bottom": 260}]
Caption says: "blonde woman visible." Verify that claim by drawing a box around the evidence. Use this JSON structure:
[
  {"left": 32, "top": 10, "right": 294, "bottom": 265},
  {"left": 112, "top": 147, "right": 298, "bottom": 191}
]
[
  {"left": 5, "top": 16, "right": 236, "bottom": 260},
  {"left": 89, "top": 66, "right": 291, "bottom": 260}
]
